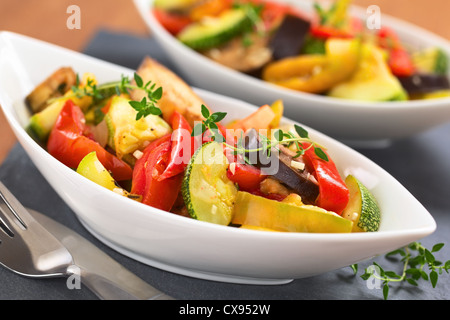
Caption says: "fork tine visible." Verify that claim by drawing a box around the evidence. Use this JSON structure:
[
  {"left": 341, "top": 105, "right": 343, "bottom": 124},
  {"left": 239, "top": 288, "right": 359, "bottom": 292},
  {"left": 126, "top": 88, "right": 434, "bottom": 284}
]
[
  {"left": 0, "top": 212, "right": 15, "bottom": 238},
  {"left": 0, "top": 182, "right": 33, "bottom": 232}
]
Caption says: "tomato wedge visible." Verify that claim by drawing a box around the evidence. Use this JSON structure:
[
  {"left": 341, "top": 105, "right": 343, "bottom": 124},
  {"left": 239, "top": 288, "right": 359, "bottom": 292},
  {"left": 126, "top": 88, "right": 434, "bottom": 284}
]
[
  {"left": 131, "top": 134, "right": 171, "bottom": 196},
  {"left": 47, "top": 100, "right": 132, "bottom": 181},
  {"left": 153, "top": 9, "right": 192, "bottom": 35},
  {"left": 159, "top": 112, "right": 198, "bottom": 180},
  {"left": 131, "top": 135, "right": 183, "bottom": 211},
  {"left": 226, "top": 162, "right": 266, "bottom": 192}
]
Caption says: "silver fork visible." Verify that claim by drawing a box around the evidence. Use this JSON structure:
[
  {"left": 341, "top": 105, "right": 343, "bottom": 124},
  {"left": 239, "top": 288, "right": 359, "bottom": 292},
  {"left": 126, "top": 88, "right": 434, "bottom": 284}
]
[{"left": 0, "top": 181, "right": 172, "bottom": 300}]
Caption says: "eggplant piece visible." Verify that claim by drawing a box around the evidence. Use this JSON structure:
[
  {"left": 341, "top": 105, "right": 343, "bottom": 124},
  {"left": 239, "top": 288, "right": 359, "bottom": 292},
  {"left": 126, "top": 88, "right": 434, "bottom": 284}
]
[
  {"left": 398, "top": 73, "right": 450, "bottom": 95},
  {"left": 269, "top": 14, "right": 311, "bottom": 61},
  {"left": 244, "top": 129, "right": 319, "bottom": 204}
]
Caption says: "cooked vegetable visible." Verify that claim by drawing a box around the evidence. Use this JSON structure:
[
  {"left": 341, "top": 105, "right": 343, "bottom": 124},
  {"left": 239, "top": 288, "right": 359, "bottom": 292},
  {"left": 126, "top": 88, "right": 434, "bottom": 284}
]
[
  {"left": 299, "top": 142, "right": 349, "bottom": 215},
  {"left": 243, "top": 129, "right": 320, "bottom": 205},
  {"left": 262, "top": 38, "right": 361, "bottom": 93},
  {"left": 77, "top": 151, "right": 142, "bottom": 201},
  {"left": 47, "top": 100, "right": 133, "bottom": 181},
  {"left": 310, "top": 0, "right": 362, "bottom": 40},
  {"left": 420, "top": 90, "right": 450, "bottom": 99},
  {"left": 153, "top": 0, "right": 200, "bottom": 12},
  {"left": 232, "top": 191, "right": 353, "bottom": 233},
  {"left": 226, "top": 161, "right": 266, "bottom": 192},
  {"left": 189, "top": 0, "right": 233, "bottom": 21},
  {"left": 268, "top": 99, "right": 283, "bottom": 129},
  {"left": 413, "top": 47, "right": 448, "bottom": 75},
  {"left": 398, "top": 73, "right": 450, "bottom": 96},
  {"left": 268, "top": 14, "right": 311, "bottom": 60},
  {"left": 177, "top": 8, "right": 251, "bottom": 50},
  {"left": 202, "top": 31, "right": 272, "bottom": 73},
  {"left": 27, "top": 59, "right": 382, "bottom": 234},
  {"left": 131, "top": 57, "right": 207, "bottom": 127},
  {"left": 159, "top": 111, "right": 198, "bottom": 180},
  {"left": 388, "top": 48, "right": 416, "bottom": 78},
  {"left": 155, "top": 0, "right": 450, "bottom": 101},
  {"left": 28, "top": 73, "right": 97, "bottom": 141},
  {"left": 25, "top": 67, "right": 76, "bottom": 113},
  {"left": 28, "top": 99, "right": 68, "bottom": 142},
  {"left": 104, "top": 95, "right": 172, "bottom": 159},
  {"left": 301, "top": 35, "right": 326, "bottom": 55},
  {"left": 341, "top": 175, "right": 380, "bottom": 232},
  {"left": 182, "top": 142, "right": 238, "bottom": 225},
  {"left": 376, "top": 27, "right": 415, "bottom": 77},
  {"left": 131, "top": 135, "right": 184, "bottom": 211},
  {"left": 153, "top": 9, "right": 192, "bottom": 35},
  {"left": 227, "top": 104, "right": 275, "bottom": 131},
  {"left": 328, "top": 43, "right": 408, "bottom": 101}
]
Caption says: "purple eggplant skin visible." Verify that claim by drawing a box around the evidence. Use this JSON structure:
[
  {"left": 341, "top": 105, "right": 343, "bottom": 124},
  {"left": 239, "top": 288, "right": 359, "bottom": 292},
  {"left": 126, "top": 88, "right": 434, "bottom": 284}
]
[
  {"left": 398, "top": 73, "right": 450, "bottom": 95},
  {"left": 243, "top": 129, "right": 319, "bottom": 204},
  {"left": 269, "top": 14, "right": 311, "bottom": 61}
]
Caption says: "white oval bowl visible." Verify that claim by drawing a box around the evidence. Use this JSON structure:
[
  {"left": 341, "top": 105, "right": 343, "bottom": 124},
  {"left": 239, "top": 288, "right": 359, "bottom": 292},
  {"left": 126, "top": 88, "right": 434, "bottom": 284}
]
[
  {"left": 0, "top": 31, "right": 436, "bottom": 284},
  {"left": 135, "top": 0, "right": 450, "bottom": 145}
]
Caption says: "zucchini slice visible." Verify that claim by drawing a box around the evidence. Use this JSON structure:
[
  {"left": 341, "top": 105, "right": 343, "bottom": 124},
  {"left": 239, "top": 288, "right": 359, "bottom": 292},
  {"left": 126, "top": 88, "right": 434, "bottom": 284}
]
[
  {"left": 182, "top": 142, "right": 238, "bottom": 226},
  {"left": 342, "top": 175, "right": 381, "bottom": 232},
  {"left": 177, "top": 8, "right": 251, "bottom": 50}
]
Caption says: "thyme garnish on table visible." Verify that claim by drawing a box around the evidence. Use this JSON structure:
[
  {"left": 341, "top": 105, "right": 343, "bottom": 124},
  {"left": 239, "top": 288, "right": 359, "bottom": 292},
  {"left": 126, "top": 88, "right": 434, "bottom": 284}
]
[
  {"left": 351, "top": 241, "right": 450, "bottom": 300},
  {"left": 192, "top": 104, "right": 329, "bottom": 162}
]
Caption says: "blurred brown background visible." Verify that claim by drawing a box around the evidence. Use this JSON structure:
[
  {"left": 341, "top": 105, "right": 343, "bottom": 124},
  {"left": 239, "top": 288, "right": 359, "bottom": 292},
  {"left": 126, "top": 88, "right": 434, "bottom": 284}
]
[{"left": 1, "top": 0, "right": 449, "bottom": 164}]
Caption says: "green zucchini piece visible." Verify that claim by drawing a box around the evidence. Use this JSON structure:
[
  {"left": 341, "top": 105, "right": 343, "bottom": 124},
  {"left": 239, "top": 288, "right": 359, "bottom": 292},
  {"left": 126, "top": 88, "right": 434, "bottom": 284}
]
[
  {"left": 182, "top": 142, "right": 238, "bottom": 226},
  {"left": 413, "top": 47, "right": 448, "bottom": 75},
  {"left": 342, "top": 175, "right": 381, "bottom": 232},
  {"left": 28, "top": 99, "right": 66, "bottom": 142},
  {"left": 177, "top": 8, "right": 252, "bottom": 50}
]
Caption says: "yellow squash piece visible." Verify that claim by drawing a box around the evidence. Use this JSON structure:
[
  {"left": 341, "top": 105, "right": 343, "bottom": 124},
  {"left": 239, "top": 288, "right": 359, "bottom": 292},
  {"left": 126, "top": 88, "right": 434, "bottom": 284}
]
[
  {"left": 269, "top": 99, "right": 284, "bottom": 129},
  {"left": 105, "top": 95, "right": 172, "bottom": 160},
  {"left": 76, "top": 152, "right": 141, "bottom": 201},
  {"left": 232, "top": 191, "right": 353, "bottom": 233},
  {"left": 262, "top": 38, "right": 361, "bottom": 93},
  {"left": 328, "top": 43, "right": 407, "bottom": 101}
]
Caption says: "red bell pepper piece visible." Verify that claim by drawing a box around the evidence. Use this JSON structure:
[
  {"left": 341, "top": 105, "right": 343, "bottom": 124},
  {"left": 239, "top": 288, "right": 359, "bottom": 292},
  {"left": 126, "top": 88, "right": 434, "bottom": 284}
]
[
  {"left": 237, "top": 0, "right": 306, "bottom": 30},
  {"left": 153, "top": 9, "right": 192, "bottom": 35},
  {"left": 377, "top": 27, "right": 415, "bottom": 77},
  {"left": 47, "top": 100, "right": 133, "bottom": 181},
  {"left": 310, "top": 25, "right": 353, "bottom": 39},
  {"left": 310, "top": 18, "right": 363, "bottom": 40},
  {"left": 249, "top": 189, "right": 287, "bottom": 202},
  {"left": 159, "top": 112, "right": 198, "bottom": 180},
  {"left": 300, "top": 143, "right": 349, "bottom": 215},
  {"left": 387, "top": 48, "right": 415, "bottom": 77},
  {"left": 226, "top": 162, "right": 266, "bottom": 192},
  {"left": 131, "top": 137, "right": 183, "bottom": 211}
]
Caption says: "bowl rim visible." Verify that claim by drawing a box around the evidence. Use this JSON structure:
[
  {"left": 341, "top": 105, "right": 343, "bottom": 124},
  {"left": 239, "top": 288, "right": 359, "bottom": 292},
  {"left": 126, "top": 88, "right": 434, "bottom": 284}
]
[
  {"left": 0, "top": 31, "right": 437, "bottom": 245},
  {"left": 136, "top": 0, "right": 450, "bottom": 111}
]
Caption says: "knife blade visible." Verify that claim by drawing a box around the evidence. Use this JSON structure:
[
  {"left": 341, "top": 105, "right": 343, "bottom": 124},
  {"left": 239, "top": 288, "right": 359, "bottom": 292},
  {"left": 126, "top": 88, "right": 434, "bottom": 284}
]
[{"left": 28, "top": 209, "right": 173, "bottom": 300}]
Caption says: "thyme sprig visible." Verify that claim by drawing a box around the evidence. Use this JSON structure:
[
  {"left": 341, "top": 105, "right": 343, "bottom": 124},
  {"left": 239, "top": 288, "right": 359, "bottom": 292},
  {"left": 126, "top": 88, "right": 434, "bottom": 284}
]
[
  {"left": 351, "top": 242, "right": 450, "bottom": 300},
  {"left": 48, "top": 73, "right": 163, "bottom": 120},
  {"left": 192, "top": 104, "right": 329, "bottom": 162}
]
